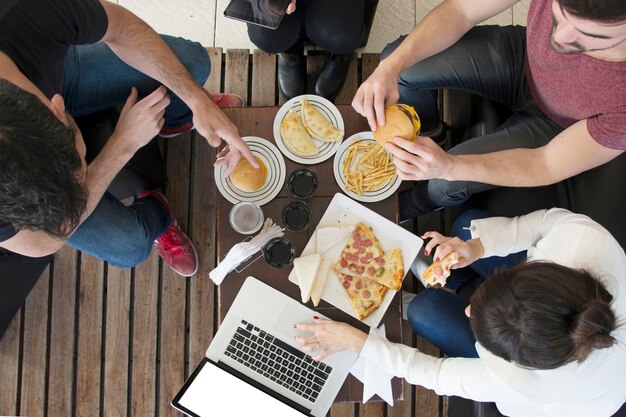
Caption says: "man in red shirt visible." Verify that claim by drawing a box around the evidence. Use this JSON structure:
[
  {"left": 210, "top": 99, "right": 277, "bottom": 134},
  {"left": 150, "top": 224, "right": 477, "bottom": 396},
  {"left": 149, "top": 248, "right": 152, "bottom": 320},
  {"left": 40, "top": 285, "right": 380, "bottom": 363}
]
[{"left": 353, "top": 0, "right": 625, "bottom": 220}]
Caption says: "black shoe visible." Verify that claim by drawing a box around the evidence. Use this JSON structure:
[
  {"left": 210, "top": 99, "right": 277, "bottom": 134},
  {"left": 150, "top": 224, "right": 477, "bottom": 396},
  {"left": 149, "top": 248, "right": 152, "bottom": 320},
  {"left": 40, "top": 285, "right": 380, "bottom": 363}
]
[
  {"left": 278, "top": 52, "right": 306, "bottom": 100},
  {"left": 315, "top": 54, "right": 351, "bottom": 101}
]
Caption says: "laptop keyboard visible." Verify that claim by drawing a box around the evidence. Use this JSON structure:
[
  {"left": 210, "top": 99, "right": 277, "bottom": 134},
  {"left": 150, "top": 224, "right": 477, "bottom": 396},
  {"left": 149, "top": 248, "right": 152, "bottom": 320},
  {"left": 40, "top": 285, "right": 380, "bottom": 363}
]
[{"left": 224, "top": 320, "right": 333, "bottom": 403}]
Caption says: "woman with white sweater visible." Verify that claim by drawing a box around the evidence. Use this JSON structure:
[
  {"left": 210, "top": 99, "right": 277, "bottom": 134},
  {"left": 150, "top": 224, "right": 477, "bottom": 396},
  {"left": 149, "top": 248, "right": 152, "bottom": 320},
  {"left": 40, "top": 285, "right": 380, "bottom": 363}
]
[{"left": 295, "top": 208, "right": 626, "bottom": 417}]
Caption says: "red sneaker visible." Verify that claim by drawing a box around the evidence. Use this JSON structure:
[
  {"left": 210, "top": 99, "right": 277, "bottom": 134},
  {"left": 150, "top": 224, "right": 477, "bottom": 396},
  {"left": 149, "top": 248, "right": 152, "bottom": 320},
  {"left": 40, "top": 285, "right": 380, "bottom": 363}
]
[
  {"left": 158, "top": 93, "right": 244, "bottom": 138},
  {"left": 137, "top": 191, "right": 199, "bottom": 277}
]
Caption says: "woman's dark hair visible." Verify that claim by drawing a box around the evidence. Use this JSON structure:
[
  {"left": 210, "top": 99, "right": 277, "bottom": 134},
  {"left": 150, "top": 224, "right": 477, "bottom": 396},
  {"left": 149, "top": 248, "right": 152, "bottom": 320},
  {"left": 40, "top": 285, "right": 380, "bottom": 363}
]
[
  {"left": 558, "top": 0, "right": 626, "bottom": 24},
  {"left": 470, "top": 261, "right": 617, "bottom": 370},
  {"left": 0, "top": 79, "right": 87, "bottom": 238}
]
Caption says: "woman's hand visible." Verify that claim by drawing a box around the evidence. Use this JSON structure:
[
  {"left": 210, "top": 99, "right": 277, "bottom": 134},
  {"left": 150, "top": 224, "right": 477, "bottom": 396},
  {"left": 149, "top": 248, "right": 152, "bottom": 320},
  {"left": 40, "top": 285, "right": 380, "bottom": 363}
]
[
  {"left": 421, "top": 231, "right": 484, "bottom": 269},
  {"left": 294, "top": 318, "right": 367, "bottom": 361}
]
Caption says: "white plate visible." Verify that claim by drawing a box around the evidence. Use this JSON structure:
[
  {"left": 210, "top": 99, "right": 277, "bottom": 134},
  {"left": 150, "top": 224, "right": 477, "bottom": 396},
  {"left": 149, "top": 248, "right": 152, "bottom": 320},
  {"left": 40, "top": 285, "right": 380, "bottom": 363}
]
[
  {"left": 333, "top": 132, "right": 403, "bottom": 203},
  {"left": 273, "top": 94, "right": 345, "bottom": 165},
  {"left": 214, "top": 136, "right": 286, "bottom": 206},
  {"left": 288, "top": 193, "right": 423, "bottom": 327}
]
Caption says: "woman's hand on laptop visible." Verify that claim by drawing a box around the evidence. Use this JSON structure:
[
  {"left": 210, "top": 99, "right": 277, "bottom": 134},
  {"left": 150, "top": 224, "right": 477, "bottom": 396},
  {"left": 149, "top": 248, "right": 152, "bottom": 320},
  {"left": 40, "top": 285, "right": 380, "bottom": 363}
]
[{"left": 294, "top": 318, "right": 367, "bottom": 361}]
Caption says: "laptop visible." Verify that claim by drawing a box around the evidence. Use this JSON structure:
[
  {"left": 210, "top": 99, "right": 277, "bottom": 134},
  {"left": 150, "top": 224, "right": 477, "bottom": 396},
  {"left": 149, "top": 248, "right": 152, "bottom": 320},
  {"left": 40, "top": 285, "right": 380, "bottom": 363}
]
[{"left": 171, "top": 276, "right": 359, "bottom": 417}]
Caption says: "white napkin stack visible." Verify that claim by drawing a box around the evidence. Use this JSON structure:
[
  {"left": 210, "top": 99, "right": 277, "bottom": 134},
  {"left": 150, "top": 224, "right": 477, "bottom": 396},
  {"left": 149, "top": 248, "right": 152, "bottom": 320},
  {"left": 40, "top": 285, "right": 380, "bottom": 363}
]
[
  {"left": 209, "top": 218, "right": 284, "bottom": 285},
  {"left": 350, "top": 325, "right": 395, "bottom": 405}
]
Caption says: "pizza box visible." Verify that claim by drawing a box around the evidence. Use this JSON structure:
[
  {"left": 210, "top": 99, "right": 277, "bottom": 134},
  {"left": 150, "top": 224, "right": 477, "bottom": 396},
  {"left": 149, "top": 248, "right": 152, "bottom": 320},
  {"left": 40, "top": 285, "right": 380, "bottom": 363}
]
[{"left": 288, "top": 193, "right": 424, "bottom": 327}]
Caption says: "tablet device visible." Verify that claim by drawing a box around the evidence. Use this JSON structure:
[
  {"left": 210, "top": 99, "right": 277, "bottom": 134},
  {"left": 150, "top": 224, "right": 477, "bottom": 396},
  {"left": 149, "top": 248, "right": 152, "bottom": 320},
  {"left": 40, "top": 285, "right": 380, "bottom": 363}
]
[{"left": 224, "top": 0, "right": 290, "bottom": 29}]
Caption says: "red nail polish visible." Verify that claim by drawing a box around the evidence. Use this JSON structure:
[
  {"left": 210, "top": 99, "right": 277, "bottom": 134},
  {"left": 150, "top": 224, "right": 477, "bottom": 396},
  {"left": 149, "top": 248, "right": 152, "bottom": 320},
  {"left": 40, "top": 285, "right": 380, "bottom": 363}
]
[
  {"left": 435, "top": 257, "right": 440, "bottom": 262},
  {"left": 424, "top": 250, "right": 429, "bottom": 256},
  {"left": 313, "top": 316, "right": 319, "bottom": 320}
]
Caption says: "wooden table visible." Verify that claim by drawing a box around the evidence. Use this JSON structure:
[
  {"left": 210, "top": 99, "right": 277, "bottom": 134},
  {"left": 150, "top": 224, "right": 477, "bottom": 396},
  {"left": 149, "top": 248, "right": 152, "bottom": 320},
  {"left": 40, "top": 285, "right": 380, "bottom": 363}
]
[{"left": 217, "top": 106, "right": 404, "bottom": 402}]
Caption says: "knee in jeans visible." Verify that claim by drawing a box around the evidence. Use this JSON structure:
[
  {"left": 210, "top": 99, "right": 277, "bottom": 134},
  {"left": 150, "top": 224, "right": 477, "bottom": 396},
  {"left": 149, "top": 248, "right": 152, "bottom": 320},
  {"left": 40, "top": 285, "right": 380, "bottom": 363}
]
[
  {"left": 110, "top": 236, "right": 154, "bottom": 269},
  {"left": 428, "top": 179, "right": 471, "bottom": 206},
  {"left": 163, "top": 36, "right": 211, "bottom": 86},
  {"left": 307, "top": 25, "right": 361, "bottom": 54},
  {"left": 407, "top": 290, "right": 441, "bottom": 335}
]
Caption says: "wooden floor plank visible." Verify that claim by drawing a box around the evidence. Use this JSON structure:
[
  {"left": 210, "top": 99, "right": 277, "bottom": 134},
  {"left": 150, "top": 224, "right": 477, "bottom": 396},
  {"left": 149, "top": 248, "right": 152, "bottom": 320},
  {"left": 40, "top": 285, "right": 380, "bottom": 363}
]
[
  {"left": 335, "top": 54, "right": 358, "bottom": 105},
  {"left": 103, "top": 266, "right": 131, "bottom": 417},
  {"left": 306, "top": 51, "right": 326, "bottom": 95},
  {"left": 224, "top": 49, "right": 250, "bottom": 106},
  {"left": 158, "top": 132, "right": 192, "bottom": 417},
  {"left": 360, "top": 402, "right": 385, "bottom": 417},
  {"left": 414, "top": 336, "right": 441, "bottom": 417},
  {"left": 360, "top": 53, "right": 380, "bottom": 82},
  {"left": 330, "top": 402, "right": 355, "bottom": 417},
  {"left": 20, "top": 266, "right": 50, "bottom": 417},
  {"left": 47, "top": 247, "right": 78, "bottom": 417},
  {"left": 204, "top": 47, "right": 223, "bottom": 94},
  {"left": 75, "top": 255, "right": 105, "bottom": 417},
  {"left": 251, "top": 50, "right": 277, "bottom": 106},
  {"left": 188, "top": 134, "right": 218, "bottom": 368},
  {"left": 0, "top": 310, "right": 21, "bottom": 416},
  {"left": 131, "top": 252, "right": 160, "bottom": 417}
]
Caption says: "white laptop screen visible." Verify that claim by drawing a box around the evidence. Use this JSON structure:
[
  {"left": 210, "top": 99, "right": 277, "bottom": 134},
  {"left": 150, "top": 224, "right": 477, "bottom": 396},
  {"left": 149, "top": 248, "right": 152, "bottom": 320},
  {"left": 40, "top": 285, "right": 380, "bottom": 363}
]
[{"left": 176, "top": 360, "right": 305, "bottom": 417}]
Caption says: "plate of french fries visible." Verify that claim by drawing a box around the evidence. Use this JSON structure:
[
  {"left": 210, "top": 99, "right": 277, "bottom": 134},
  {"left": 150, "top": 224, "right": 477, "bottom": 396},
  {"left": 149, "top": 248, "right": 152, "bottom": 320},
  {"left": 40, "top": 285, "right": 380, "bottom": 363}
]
[{"left": 332, "top": 132, "right": 402, "bottom": 203}]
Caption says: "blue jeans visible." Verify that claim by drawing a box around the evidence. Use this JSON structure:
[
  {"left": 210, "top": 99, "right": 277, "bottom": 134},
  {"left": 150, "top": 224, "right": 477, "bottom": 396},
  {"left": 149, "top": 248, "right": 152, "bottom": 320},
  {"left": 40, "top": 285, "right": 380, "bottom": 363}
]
[
  {"left": 407, "top": 209, "right": 526, "bottom": 358},
  {"left": 63, "top": 35, "right": 210, "bottom": 267},
  {"left": 384, "top": 26, "right": 564, "bottom": 219}
]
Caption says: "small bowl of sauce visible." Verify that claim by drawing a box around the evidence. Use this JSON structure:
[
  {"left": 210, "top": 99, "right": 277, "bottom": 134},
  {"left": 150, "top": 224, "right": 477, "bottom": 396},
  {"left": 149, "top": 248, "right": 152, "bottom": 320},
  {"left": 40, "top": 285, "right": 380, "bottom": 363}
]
[{"left": 263, "top": 237, "right": 296, "bottom": 268}]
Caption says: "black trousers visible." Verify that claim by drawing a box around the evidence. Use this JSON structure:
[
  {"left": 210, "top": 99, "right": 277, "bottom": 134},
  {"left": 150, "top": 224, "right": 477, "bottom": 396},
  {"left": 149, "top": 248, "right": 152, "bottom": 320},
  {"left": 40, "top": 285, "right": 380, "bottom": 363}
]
[{"left": 247, "top": 0, "right": 366, "bottom": 54}]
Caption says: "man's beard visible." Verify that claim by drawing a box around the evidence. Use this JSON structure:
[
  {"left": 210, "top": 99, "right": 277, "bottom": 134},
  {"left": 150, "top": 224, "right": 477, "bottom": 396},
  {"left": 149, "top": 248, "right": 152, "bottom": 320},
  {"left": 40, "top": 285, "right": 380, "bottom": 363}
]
[{"left": 550, "top": 18, "right": 587, "bottom": 53}]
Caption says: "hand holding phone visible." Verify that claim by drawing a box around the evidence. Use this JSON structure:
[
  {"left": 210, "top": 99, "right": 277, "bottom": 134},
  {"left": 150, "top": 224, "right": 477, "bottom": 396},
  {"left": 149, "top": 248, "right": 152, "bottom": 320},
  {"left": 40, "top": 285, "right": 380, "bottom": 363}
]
[{"left": 224, "top": 0, "right": 292, "bottom": 29}]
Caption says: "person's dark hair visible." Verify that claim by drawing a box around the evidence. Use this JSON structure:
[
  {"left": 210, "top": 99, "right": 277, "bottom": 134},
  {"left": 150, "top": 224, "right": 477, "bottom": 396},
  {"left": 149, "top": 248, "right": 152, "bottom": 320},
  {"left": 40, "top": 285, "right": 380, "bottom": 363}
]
[
  {"left": 0, "top": 79, "right": 87, "bottom": 238},
  {"left": 470, "top": 261, "right": 617, "bottom": 370},
  {"left": 558, "top": 0, "right": 626, "bottom": 24}
]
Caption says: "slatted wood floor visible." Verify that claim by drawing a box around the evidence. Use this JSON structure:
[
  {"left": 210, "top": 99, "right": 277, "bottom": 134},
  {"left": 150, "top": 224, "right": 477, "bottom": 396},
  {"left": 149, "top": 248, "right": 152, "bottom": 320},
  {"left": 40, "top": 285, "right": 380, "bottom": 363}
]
[{"left": 0, "top": 49, "right": 448, "bottom": 417}]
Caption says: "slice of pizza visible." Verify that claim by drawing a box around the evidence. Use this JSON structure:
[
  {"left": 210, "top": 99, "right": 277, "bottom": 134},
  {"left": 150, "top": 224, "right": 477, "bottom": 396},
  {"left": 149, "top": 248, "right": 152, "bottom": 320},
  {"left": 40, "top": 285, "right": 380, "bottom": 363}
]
[
  {"left": 421, "top": 252, "right": 459, "bottom": 287},
  {"left": 334, "top": 223, "right": 384, "bottom": 274},
  {"left": 335, "top": 249, "right": 405, "bottom": 290},
  {"left": 336, "top": 272, "right": 387, "bottom": 320}
]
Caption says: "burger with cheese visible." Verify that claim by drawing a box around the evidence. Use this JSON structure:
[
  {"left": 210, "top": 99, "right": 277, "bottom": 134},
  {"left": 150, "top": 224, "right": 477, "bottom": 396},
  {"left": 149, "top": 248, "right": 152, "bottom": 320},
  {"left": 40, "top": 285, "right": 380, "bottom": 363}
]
[
  {"left": 373, "top": 104, "right": 421, "bottom": 146},
  {"left": 229, "top": 156, "right": 267, "bottom": 192}
]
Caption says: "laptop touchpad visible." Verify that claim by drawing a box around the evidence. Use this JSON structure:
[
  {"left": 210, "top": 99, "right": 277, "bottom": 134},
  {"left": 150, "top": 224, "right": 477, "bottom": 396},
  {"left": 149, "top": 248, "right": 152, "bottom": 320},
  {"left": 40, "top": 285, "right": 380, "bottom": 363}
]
[{"left": 275, "top": 303, "right": 316, "bottom": 339}]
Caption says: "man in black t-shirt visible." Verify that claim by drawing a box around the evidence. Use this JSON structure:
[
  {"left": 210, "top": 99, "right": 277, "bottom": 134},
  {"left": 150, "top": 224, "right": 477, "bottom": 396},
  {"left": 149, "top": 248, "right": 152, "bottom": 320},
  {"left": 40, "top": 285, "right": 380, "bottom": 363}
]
[{"left": 0, "top": 0, "right": 257, "bottom": 276}]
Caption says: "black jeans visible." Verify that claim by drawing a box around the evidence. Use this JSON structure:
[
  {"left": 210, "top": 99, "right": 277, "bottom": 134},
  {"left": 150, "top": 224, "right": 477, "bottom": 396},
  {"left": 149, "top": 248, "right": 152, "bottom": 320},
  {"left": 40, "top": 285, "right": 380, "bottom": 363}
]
[
  {"left": 385, "top": 26, "right": 564, "bottom": 218},
  {"left": 247, "top": 0, "right": 366, "bottom": 54}
]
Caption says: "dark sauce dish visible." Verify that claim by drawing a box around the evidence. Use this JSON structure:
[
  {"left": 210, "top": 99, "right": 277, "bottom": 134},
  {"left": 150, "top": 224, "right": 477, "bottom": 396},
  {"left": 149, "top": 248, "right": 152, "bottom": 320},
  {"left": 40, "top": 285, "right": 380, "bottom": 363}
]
[
  {"left": 263, "top": 237, "right": 296, "bottom": 268},
  {"left": 287, "top": 168, "right": 318, "bottom": 199},
  {"left": 281, "top": 200, "right": 312, "bottom": 232}
]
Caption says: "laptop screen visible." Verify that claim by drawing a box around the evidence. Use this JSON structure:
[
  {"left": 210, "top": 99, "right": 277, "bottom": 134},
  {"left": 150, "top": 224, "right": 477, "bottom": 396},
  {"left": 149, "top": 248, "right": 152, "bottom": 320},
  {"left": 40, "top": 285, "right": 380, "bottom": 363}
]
[{"left": 174, "top": 359, "right": 305, "bottom": 417}]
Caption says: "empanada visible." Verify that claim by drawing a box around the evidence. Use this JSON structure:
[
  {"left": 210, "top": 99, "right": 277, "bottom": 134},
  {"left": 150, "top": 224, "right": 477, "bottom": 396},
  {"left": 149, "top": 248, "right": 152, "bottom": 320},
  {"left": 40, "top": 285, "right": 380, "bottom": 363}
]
[
  {"left": 300, "top": 99, "right": 344, "bottom": 142},
  {"left": 280, "top": 109, "right": 319, "bottom": 157}
]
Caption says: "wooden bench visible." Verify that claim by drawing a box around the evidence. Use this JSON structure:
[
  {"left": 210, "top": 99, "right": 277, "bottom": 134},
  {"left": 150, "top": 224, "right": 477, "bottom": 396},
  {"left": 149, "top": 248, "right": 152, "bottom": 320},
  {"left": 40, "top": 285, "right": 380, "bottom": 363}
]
[{"left": 0, "top": 48, "right": 448, "bottom": 417}]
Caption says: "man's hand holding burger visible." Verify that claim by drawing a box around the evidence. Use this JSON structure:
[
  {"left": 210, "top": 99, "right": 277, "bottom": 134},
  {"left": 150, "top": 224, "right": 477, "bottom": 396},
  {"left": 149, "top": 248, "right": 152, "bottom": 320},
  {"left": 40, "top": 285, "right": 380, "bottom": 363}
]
[
  {"left": 384, "top": 136, "right": 455, "bottom": 181},
  {"left": 371, "top": 103, "right": 455, "bottom": 182},
  {"left": 352, "top": 61, "right": 401, "bottom": 131}
]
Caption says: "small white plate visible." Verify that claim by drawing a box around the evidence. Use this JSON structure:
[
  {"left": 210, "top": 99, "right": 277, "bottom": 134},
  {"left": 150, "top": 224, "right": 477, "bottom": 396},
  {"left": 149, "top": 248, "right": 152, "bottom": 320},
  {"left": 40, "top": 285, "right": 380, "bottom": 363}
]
[
  {"left": 333, "top": 132, "right": 403, "bottom": 203},
  {"left": 214, "top": 136, "right": 286, "bottom": 206},
  {"left": 273, "top": 94, "right": 344, "bottom": 165},
  {"left": 288, "top": 193, "right": 423, "bottom": 327}
]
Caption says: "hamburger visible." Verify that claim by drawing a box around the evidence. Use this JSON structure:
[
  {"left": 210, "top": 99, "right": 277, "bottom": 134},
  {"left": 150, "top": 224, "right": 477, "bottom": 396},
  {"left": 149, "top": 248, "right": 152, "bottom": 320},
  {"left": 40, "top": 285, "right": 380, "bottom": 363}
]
[
  {"left": 229, "top": 156, "right": 267, "bottom": 192},
  {"left": 373, "top": 104, "right": 421, "bottom": 146}
]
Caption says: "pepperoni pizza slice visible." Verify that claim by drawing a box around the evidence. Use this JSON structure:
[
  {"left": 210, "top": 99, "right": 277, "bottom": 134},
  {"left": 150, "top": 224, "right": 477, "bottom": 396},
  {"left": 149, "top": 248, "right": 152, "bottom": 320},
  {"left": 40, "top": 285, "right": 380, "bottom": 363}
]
[
  {"left": 421, "top": 252, "right": 459, "bottom": 287},
  {"left": 336, "top": 272, "right": 387, "bottom": 320},
  {"left": 335, "top": 223, "right": 383, "bottom": 275}
]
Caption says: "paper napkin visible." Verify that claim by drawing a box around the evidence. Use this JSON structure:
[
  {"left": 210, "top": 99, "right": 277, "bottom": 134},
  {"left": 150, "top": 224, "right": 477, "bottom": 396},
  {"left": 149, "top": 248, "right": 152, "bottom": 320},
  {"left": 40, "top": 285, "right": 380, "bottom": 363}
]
[
  {"left": 349, "top": 324, "right": 394, "bottom": 406},
  {"left": 209, "top": 218, "right": 284, "bottom": 285}
]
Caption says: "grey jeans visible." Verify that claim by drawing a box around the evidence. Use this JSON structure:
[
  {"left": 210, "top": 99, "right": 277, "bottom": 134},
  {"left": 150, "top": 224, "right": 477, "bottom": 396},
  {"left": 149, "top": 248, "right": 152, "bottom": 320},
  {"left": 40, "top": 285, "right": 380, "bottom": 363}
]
[{"left": 385, "top": 26, "right": 564, "bottom": 219}]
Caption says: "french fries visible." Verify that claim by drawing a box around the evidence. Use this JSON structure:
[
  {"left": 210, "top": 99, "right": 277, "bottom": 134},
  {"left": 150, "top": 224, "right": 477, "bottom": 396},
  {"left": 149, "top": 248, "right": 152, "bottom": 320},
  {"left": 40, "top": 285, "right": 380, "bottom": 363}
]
[{"left": 342, "top": 140, "right": 398, "bottom": 195}]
